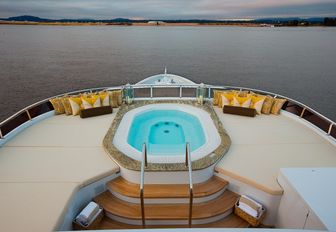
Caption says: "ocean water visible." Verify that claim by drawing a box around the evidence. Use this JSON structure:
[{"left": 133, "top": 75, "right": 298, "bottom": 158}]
[{"left": 0, "top": 25, "right": 335, "bottom": 121}]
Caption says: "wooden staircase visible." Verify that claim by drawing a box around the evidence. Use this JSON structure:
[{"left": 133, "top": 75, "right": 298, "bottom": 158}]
[{"left": 94, "top": 176, "right": 249, "bottom": 229}]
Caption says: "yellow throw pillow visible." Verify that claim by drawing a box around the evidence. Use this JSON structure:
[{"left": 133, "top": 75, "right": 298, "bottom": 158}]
[
  {"left": 217, "top": 91, "right": 232, "bottom": 107},
  {"left": 99, "top": 92, "right": 110, "bottom": 106},
  {"left": 232, "top": 95, "right": 252, "bottom": 108},
  {"left": 220, "top": 92, "right": 234, "bottom": 108},
  {"left": 81, "top": 95, "right": 101, "bottom": 109},
  {"left": 250, "top": 95, "right": 266, "bottom": 114},
  {"left": 61, "top": 97, "right": 72, "bottom": 115},
  {"left": 271, "top": 98, "right": 287, "bottom": 115},
  {"left": 49, "top": 97, "right": 65, "bottom": 115},
  {"left": 217, "top": 91, "right": 224, "bottom": 108},
  {"left": 261, "top": 95, "right": 275, "bottom": 115},
  {"left": 213, "top": 90, "right": 220, "bottom": 106},
  {"left": 235, "top": 91, "right": 249, "bottom": 97},
  {"left": 69, "top": 96, "right": 82, "bottom": 116},
  {"left": 110, "top": 90, "right": 122, "bottom": 107},
  {"left": 116, "top": 90, "right": 122, "bottom": 106}
]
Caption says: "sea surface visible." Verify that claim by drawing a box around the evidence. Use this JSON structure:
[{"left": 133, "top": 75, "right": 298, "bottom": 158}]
[{"left": 0, "top": 25, "right": 335, "bottom": 122}]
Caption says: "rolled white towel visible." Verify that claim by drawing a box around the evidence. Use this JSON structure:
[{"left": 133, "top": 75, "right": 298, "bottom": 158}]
[
  {"left": 238, "top": 202, "right": 259, "bottom": 218},
  {"left": 241, "top": 195, "right": 262, "bottom": 207},
  {"left": 76, "top": 202, "right": 99, "bottom": 225},
  {"left": 240, "top": 195, "right": 262, "bottom": 212}
]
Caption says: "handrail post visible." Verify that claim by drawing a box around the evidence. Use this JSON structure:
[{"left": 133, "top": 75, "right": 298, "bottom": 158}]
[
  {"left": 328, "top": 123, "right": 333, "bottom": 135},
  {"left": 0, "top": 128, "right": 3, "bottom": 139},
  {"left": 140, "top": 143, "right": 147, "bottom": 228},
  {"left": 189, "top": 188, "right": 193, "bottom": 227},
  {"left": 300, "top": 107, "right": 306, "bottom": 118},
  {"left": 150, "top": 86, "right": 153, "bottom": 98},
  {"left": 140, "top": 188, "right": 145, "bottom": 228},
  {"left": 186, "top": 142, "right": 193, "bottom": 227},
  {"left": 185, "top": 143, "right": 188, "bottom": 167},
  {"left": 179, "top": 85, "right": 182, "bottom": 98},
  {"left": 144, "top": 143, "right": 148, "bottom": 167},
  {"left": 25, "top": 110, "right": 32, "bottom": 120}
]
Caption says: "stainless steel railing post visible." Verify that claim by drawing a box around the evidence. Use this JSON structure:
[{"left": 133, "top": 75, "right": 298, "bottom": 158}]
[
  {"left": 140, "top": 143, "right": 147, "bottom": 228},
  {"left": 185, "top": 142, "right": 193, "bottom": 227},
  {"left": 328, "top": 123, "right": 333, "bottom": 135},
  {"left": 25, "top": 110, "right": 32, "bottom": 120}
]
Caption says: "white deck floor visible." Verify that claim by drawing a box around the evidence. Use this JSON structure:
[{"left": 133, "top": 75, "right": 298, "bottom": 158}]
[
  {"left": 0, "top": 111, "right": 119, "bottom": 231},
  {"left": 214, "top": 107, "right": 336, "bottom": 195},
  {"left": 0, "top": 106, "right": 336, "bottom": 231}
]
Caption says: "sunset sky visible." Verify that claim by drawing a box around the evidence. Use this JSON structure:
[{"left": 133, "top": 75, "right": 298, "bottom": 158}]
[{"left": 1, "top": 0, "right": 336, "bottom": 19}]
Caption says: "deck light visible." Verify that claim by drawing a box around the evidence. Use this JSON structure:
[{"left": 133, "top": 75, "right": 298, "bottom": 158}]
[
  {"left": 197, "top": 83, "right": 206, "bottom": 105},
  {"left": 123, "top": 83, "right": 134, "bottom": 105}
]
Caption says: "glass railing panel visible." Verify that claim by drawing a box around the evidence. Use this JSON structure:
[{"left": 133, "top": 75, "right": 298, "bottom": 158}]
[
  {"left": 1, "top": 111, "right": 30, "bottom": 137},
  {"left": 28, "top": 102, "right": 54, "bottom": 119},
  {"left": 330, "top": 124, "right": 336, "bottom": 139},
  {"left": 134, "top": 88, "right": 151, "bottom": 98},
  {"left": 181, "top": 87, "right": 196, "bottom": 98},
  {"left": 152, "top": 87, "right": 179, "bottom": 98},
  {"left": 302, "top": 109, "right": 330, "bottom": 133},
  {"left": 284, "top": 101, "right": 304, "bottom": 116}
]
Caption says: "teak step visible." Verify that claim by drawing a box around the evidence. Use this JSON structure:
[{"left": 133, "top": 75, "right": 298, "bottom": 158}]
[
  {"left": 107, "top": 176, "right": 228, "bottom": 198},
  {"left": 97, "top": 214, "right": 249, "bottom": 229},
  {"left": 94, "top": 190, "right": 238, "bottom": 220}
]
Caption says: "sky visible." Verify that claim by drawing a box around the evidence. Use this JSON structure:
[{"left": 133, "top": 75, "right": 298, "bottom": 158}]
[{"left": 0, "top": 0, "right": 336, "bottom": 19}]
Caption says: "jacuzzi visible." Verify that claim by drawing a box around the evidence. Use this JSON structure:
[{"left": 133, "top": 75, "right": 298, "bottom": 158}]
[{"left": 113, "top": 104, "right": 221, "bottom": 163}]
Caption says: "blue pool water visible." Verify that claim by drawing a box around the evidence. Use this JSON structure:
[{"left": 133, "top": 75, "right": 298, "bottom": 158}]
[{"left": 127, "top": 110, "right": 206, "bottom": 155}]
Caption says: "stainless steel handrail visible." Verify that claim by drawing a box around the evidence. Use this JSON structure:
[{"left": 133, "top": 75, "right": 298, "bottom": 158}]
[
  {"left": 140, "top": 143, "right": 147, "bottom": 228},
  {"left": 0, "top": 83, "right": 335, "bottom": 140},
  {"left": 185, "top": 142, "right": 193, "bottom": 227}
]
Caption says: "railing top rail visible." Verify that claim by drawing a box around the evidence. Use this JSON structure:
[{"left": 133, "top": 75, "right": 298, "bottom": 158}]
[{"left": 132, "top": 84, "right": 199, "bottom": 89}]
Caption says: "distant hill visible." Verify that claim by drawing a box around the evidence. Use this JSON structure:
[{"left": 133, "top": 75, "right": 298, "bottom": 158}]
[
  {"left": 254, "top": 17, "right": 325, "bottom": 24},
  {"left": 2, "top": 15, "right": 137, "bottom": 23},
  {"left": 6, "top": 15, "right": 53, "bottom": 22}
]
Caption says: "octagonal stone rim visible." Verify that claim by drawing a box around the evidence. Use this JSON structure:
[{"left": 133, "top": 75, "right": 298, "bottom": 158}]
[{"left": 103, "top": 100, "right": 231, "bottom": 171}]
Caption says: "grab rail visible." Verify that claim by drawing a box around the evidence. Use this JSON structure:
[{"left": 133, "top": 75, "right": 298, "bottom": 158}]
[
  {"left": 140, "top": 143, "right": 147, "bottom": 228},
  {"left": 185, "top": 142, "right": 193, "bottom": 227},
  {"left": 0, "top": 83, "right": 335, "bottom": 141}
]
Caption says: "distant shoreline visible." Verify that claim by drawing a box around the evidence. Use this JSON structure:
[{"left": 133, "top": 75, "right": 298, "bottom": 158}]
[{"left": 0, "top": 21, "right": 327, "bottom": 27}]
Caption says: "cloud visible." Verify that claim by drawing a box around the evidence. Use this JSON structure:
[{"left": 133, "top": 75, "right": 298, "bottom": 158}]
[{"left": 0, "top": 0, "right": 335, "bottom": 19}]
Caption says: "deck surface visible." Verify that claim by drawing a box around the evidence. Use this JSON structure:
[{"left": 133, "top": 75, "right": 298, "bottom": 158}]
[
  {"left": 0, "top": 111, "right": 119, "bottom": 232},
  {"left": 1, "top": 105, "right": 336, "bottom": 231},
  {"left": 214, "top": 107, "right": 336, "bottom": 195}
]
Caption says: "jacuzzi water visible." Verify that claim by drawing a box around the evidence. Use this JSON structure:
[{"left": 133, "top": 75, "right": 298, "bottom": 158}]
[{"left": 127, "top": 110, "right": 206, "bottom": 156}]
